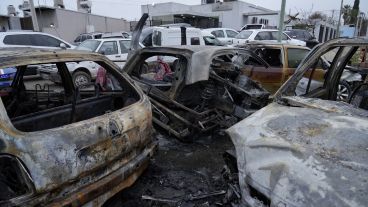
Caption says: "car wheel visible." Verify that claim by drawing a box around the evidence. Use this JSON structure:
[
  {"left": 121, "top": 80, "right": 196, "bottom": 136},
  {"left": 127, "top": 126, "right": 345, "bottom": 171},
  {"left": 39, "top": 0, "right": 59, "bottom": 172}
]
[
  {"left": 337, "top": 81, "right": 351, "bottom": 102},
  {"left": 73, "top": 71, "right": 91, "bottom": 87}
]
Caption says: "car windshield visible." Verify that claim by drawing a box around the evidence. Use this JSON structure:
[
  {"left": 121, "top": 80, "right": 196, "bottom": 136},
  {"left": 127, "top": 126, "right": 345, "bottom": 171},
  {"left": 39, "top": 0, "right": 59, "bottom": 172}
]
[
  {"left": 236, "top": 31, "right": 252, "bottom": 39},
  {"left": 76, "top": 40, "right": 101, "bottom": 52}
]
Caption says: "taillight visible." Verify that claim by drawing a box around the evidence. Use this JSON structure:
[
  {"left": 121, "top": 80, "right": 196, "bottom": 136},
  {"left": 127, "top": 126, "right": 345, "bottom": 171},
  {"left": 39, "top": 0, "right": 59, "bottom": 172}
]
[{"left": 0, "top": 155, "right": 34, "bottom": 202}]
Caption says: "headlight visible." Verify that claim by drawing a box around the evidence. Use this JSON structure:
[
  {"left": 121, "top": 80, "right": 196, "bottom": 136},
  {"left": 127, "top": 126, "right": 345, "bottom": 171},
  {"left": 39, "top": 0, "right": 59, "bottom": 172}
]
[{"left": 0, "top": 155, "right": 34, "bottom": 202}]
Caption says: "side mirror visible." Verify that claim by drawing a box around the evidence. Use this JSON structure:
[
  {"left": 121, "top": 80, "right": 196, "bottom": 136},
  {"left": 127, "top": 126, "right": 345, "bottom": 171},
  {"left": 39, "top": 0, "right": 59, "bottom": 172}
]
[
  {"left": 59, "top": 43, "right": 67, "bottom": 49},
  {"left": 98, "top": 50, "right": 105, "bottom": 55}
]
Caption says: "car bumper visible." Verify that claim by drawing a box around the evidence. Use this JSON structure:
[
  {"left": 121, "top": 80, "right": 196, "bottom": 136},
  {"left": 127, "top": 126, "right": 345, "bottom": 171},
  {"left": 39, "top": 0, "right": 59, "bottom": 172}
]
[{"left": 12, "top": 141, "right": 157, "bottom": 207}]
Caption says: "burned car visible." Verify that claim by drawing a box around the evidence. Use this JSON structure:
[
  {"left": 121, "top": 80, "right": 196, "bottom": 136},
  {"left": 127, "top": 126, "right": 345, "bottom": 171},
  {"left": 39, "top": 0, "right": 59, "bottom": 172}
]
[
  {"left": 0, "top": 48, "right": 156, "bottom": 206},
  {"left": 124, "top": 46, "right": 270, "bottom": 140},
  {"left": 226, "top": 38, "right": 368, "bottom": 206}
]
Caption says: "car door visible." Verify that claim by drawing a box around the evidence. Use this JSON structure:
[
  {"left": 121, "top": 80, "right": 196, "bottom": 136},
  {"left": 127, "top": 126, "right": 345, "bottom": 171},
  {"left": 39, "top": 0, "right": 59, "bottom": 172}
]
[
  {"left": 225, "top": 29, "right": 238, "bottom": 45},
  {"left": 243, "top": 47, "right": 285, "bottom": 93},
  {"left": 97, "top": 41, "right": 121, "bottom": 66},
  {"left": 118, "top": 40, "right": 131, "bottom": 68}
]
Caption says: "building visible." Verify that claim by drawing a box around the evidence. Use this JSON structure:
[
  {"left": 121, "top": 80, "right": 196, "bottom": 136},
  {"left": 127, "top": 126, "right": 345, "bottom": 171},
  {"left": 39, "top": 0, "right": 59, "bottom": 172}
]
[
  {"left": 19, "top": 3, "right": 130, "bottom": 43},
  {"left": 141, "top": 0, "right": 280, "bottom": 30}
]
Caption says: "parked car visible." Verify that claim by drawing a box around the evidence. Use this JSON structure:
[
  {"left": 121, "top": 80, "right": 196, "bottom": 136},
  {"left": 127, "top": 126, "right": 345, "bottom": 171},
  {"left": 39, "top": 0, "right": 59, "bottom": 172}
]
[
  {"left": 233, "top": 29, "right": 306, "bottom": 46},
  {"left": 0, "top": 31, "right": 75, "bottom": 77},
  {"left": 284, "top": 29, "right": 319, "bottom": 48},
  {"left": 0, "top": 31, "right": 74, "bottom": 49},
  {"left": 226, "top": 38, "right": 368, "bottom": 207},
  {"left": 39, "top": 38, "right": 134, "bottom": 87},
  {"left": 202, "top": 28, "right": 239, "bottom": 45},
  {"left": 0, "top": 47, "right": 156, "bottom": 206},
  {"left": 73, "top": 32, "right": 103, "bottom": 45},
  {"left": 75, "top": 38, "right": 132, "bottom": 68}
]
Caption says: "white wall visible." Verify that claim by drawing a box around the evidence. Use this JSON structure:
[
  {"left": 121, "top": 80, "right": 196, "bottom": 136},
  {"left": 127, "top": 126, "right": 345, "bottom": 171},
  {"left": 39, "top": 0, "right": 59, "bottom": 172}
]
[
  {"left": 39, "top": 8, "right": 130, "bottom": 43},
  {"left": 142, "top": 1, "right": 279, "bottom": 30}
]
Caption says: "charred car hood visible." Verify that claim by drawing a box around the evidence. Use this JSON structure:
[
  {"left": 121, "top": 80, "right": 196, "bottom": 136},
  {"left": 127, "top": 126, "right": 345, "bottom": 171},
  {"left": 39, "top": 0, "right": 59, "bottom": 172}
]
[{"left": 227, "top": 97, "right": 368, "bottom": 207}]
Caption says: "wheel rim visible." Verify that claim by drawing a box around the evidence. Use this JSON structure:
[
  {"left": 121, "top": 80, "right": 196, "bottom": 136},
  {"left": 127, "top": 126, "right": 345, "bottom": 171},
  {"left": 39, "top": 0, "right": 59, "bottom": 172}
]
[
  {"left": 74, "top": 74, "right": 89, "bottom": 87},
  {"left": 337, "top": 84, "right": 349, "bottom": 101}
]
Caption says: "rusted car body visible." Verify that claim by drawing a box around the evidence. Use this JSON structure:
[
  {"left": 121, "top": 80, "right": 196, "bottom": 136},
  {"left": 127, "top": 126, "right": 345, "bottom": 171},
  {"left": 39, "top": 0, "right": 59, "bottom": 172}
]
[
  {"left": 124, "top": 46, "right": 270, "bottom": 140},
  {"left": 227, "top": 38, "right": 368, "bottom": 207},
  {"left": 237, "top": 42, "right": 318, "bottom": 94},
  {"left": 0, "top": 48, "right": 156, "bottom": 206}
]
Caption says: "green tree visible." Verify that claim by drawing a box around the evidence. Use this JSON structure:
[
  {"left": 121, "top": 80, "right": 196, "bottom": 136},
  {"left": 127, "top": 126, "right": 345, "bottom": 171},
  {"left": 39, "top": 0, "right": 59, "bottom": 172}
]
[{"left": 350, "top": 0, "right": 360, "bottom": 24}]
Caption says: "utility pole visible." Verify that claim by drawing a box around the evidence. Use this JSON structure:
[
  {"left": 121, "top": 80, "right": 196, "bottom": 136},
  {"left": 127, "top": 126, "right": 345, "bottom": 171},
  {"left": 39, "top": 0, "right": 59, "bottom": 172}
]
[
  {"left": 336, "top": 0, "right": 343, "bottom": 38},
  {"left": 29, "top": 0, "right": 40, "bottom": 31},
  {"left": 277, "top": 0, "right": 286, "bottom": 42}
]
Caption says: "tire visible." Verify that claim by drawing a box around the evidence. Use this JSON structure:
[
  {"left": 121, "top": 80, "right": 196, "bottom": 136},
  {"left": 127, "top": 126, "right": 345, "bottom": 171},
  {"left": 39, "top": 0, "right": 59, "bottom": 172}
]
[
  {"left": 337, "top": 81, "right": 351, "bottom": 102},
  {"left": 72, "top": 71, "right": 91, "bottom": 87}
]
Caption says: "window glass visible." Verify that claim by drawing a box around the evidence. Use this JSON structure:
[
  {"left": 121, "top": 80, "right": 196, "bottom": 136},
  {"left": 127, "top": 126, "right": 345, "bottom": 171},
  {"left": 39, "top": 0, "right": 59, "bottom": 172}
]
[
  {"left": 86, "top": 35, "right": 92, "bottom": 40},
  {"left": 153, "top": 31, "right": 162, "bottom": 46},
  {"left": 191, "top": 37, "right": 200, "bottom": 45},
  {"left": 119, "top": 40, "right": 131, "bottom": 53},
  {"left": 270, "top": 32, "right": 288, "bottom": 40},
  {"left": 31, "top": 34, "right": 63, "bottom": 47},
  {"left": 235, "top": 31, "right": 252, "bottom": 39},
  {"left": 226, "top": 30, "right": 238, "bottom": 38},
  {"left": 98, "top": 41, "right": 118, "bottom": 55},
  {"left": 80, "top": 35, "right": 87, "bottom": 42},
  {"left": 94, "top": 34, "right": 102, "bottom": 39},
  {"left": 255, "top": 48, "right": 283, "bottom": 67},
  {"left": 211, "top": 30, "right": 225, "bottom": 38},
  {"left": 74, "top": 36, "right": 81, "bottom": 43},
  {"left": 287, "top": 48, "right": 310, "bottom": 68},
  {"left": 76, "top": 40, "right": 101, "bottom": 52},
  {"left": 203, "top": 36, "right": 222, "bottom": 46},
  {"left": 255, "top": 32, "right": 270, "bottom": 40},
  {"left": 3, "top": 34, "right": 32, "bottom": 45}
]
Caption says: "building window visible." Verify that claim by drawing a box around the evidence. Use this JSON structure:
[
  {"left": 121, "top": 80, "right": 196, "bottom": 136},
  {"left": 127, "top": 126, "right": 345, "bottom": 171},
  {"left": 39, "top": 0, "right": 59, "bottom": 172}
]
[
  {"left": 252, "top": 17, "right": 258, "bottom": 24},
  {"left": 259, "top": 18, "right": 269, "bottom": 25}
]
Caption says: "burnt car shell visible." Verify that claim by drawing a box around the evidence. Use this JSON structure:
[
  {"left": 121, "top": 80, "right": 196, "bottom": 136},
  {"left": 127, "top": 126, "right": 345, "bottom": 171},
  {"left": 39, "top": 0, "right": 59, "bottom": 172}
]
[
  {"left": 124, "top": 46, "right": 270, "bottom": 140},
  {"left": 0, "top": 48, "right": 156, "bottom": 206},
  {"left": 226, "top": 38, "right": 368, "bottom": 207}
]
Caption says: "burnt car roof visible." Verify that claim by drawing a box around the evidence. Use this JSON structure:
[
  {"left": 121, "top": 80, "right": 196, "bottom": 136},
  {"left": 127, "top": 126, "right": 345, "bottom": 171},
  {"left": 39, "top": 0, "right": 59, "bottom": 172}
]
[
  {"left": 127, "top": 46, "right": 269, "bottom": 85},
  {"left": 0, "top": 48, "right": 109, "bottom": 69}
]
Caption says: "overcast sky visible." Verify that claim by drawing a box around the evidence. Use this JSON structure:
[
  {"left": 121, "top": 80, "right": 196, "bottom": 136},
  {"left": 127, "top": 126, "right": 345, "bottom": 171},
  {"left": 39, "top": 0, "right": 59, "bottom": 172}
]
[{"left": 1, "top": 0, "right": 367, "bottom": 21}]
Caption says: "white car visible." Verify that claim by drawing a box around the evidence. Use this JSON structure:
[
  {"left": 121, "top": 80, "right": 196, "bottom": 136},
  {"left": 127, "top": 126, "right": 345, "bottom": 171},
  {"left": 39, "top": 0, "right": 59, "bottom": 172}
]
[
  {"left": 202, "top": 28, "right": 239, "bottom": 45},
  {"left": 233, "top": 29, "right": 306, "bottom": 46},
  {"left": 62, "top": 38, "right": 133, "bottom": 86},
  {"left": 76, "top": 38, "right": 132, "bottom": 68},
  {"left": 0, "top": 31, "right": 74, "bottom": 49}
]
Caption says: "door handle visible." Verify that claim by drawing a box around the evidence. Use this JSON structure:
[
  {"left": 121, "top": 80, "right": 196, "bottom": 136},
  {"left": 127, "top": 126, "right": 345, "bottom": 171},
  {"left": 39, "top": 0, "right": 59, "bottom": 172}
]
[{"left": 115, "top": 55, "right": 121, "bottom": 58}]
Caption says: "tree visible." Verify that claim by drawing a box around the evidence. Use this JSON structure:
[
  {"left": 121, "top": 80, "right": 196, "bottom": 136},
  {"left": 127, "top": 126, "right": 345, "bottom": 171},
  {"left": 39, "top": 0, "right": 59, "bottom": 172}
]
[
  {"left": 350, "top": 0, "right": 360, "bottom": 24},
  {"left": 342, "top": 4, "right": 352, "bottom": 24},
  {"left": 309, "top": 12, "right": 326, "bottom": 21}
]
